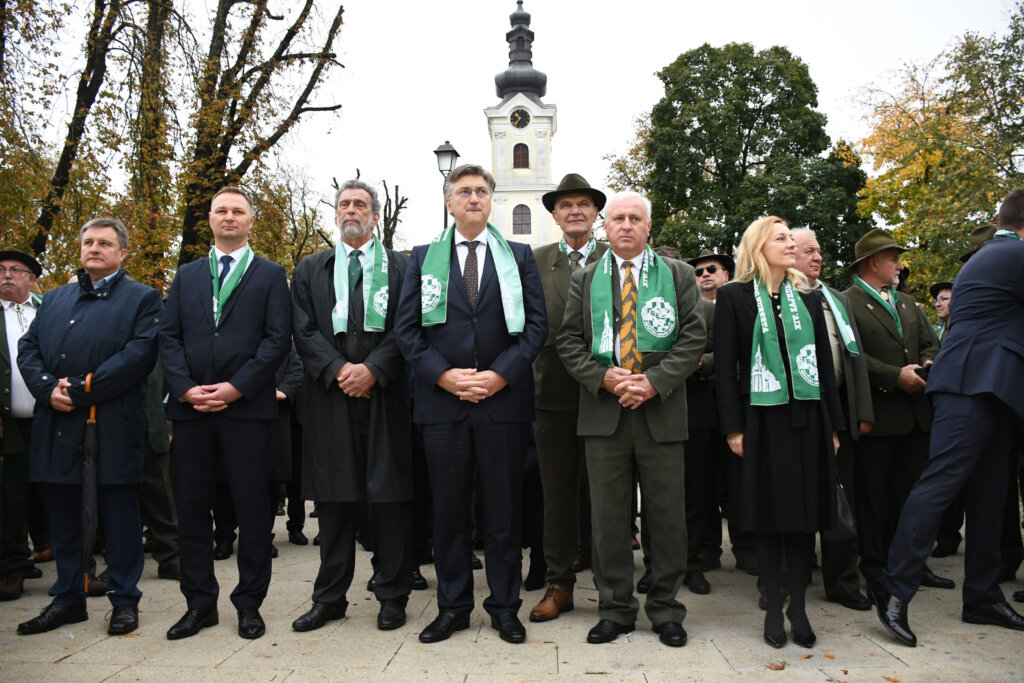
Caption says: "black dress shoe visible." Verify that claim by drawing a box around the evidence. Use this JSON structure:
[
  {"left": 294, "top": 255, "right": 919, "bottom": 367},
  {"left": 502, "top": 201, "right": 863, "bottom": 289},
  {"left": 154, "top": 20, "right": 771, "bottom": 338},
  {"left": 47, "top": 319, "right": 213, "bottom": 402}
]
[
  {"left": 18, "top": 603, "right": 88, "bottom": 635},
  {"left": 763, "top": 630, "right": 786, "bottom": 648},
  {"left": 490, "top": 612, "right": 526, "bottom": 643},
  {"left": 835, "top": 590, "right": 872, "bottom": 611},
  {"left": 637, "top": 569, "right": 652, "bottom": 594},
  {"left": 419, "top": 611, "right": 470, "bottom": 643},
  {"left": 683, "top": 570, "right": 711, "bottom": 595},
  {"left": 108, "top": 605, "right": 139, "bottom": 635},
  {"left": 524, "top": 558, "right": 547, "bottom": 592},
  {"left": 792, "top": 628, "right": 816, "bottom": 648},
  {"left": 292, "top": 602, "right": 347, "bottom": 632},
  {"left": 288, "top": 530, "right": 308, "bottom": 546},
  {"left": 366, "top": 574, "right": 377, "bottom": 592},
  {"left": 157, "top": 563, "right": 181, "bottom": 581},
  {"left": 920, "top": 566, "right": 955, "bottom": 589},
  {"left": 412, "top": 567, "right": 428, "bottom": 590},
  {"left": 167, "top": 607, "right": 219, "bottom": 640},
  {"left": 1013, "top": 589, "right": 1024, "bottom": 603},
  {"left": 313, "top": 534, "right": 320, "bottom": 546},
  {"left": 25, "top": 566, "right": 43, "bottom": 579},
  {"left": 309, "top": 504, "right": 319, "bottom": 518},
  {"left": 868, "top": 580, "right": 916, "bottom": 647},
  {"left": 270, "top": 544, "right": 279, "bottom": 559},
  {"left": 587, "top": 619, "right": 634, "bottom": 644},
  {"left": 377, "top": 600, "right": 406, "bottom": 631},
  {"left": 471, "top": 552, "right": 483, "bottom": 570},
  {"left": 931, "top": 541, "right": 959, "bottom": 558},
  {"left": 213, "top": 540, "right": 234, "bottom": 561},
  {"left": 237, "top": 608, "right": 265, "bottom": 639},
  {"left": 962, "top": 601, "right": 1024, "bottom": 630},
  {"left": 653, "top": 621, "right": 687, "bottom": 647}
]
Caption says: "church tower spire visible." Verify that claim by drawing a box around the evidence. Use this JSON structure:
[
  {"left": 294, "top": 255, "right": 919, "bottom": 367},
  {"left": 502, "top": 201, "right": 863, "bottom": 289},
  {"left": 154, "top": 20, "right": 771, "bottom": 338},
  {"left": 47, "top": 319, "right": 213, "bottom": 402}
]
[{"left": 494, "top": 1, "right": 547, "bottom": 101}]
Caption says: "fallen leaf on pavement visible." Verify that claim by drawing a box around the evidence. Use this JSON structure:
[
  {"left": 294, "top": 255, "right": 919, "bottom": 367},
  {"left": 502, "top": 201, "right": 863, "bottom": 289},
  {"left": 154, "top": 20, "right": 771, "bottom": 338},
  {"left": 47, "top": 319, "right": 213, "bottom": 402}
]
[
  {"left": 766, "top": 663, "right": 786, "bottom": 671},
  {"left": 801, "top": 654, "right": 813, "bottom": 659},
  {"left": 883, "top": 677, "right": 900, "bottom": 683},
  {"left": 824, "top": 653, "right": 836, "bottom": 659}
]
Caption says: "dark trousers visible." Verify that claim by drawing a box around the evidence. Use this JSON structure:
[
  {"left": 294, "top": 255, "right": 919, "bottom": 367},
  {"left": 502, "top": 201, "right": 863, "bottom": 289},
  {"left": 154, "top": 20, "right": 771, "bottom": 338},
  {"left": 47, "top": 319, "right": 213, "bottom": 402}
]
[
  {"left": 411, "top": 425, "right": 433, "bottom": 564},
  {"left": 174, "top": 417, "right": 272, "bottom": 610},
  {"left": 313, "top": 501, "right": 412, "bottom": 606},
  {"left": 1000, "top": 453, "right": 1024, "bottom": 578},
  {"left": 138, "top": 443, "right": 179, "bottom": 568},
  {"left": 882, "top": 393, "right": 1013, "bottom": 605},
  {"left": 534, "top": 408, "right": 589, "bottom": 589},
  {"left": 285, "top": 407, "right": 304, "bottom": 533},
  {"left": 0, "top": 418, "right": 33, "bottom": 578},
  {"left": 422, "top": 410, "right": 528, "bottom": 616},
  {"left": 820, "top": 428, "right": 862, "bottom": 599},
  {"left": 935, "top": 493, "right": 965, "bottom": 551},
  {"left": 48, "top": 483, "right": 143, "bottom": 607},
  {"left": 586, "top": 408, "right": 687, "bottom": 626},
  {"left": 854, "top": 427, "right": 929, "bottom": 581}
]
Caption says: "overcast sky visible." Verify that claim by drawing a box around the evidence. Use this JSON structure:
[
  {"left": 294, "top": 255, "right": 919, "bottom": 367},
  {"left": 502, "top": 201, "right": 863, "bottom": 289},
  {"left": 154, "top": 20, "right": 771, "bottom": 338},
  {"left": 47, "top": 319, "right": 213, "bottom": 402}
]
[{"left": 281, "top": 0, "right": 1015, "bottom": 250}]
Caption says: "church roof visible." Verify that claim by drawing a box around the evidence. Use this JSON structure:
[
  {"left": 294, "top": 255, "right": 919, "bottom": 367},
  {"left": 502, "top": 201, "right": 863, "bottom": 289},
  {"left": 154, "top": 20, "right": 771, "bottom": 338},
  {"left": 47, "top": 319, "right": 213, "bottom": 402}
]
[{"left": 494, "top": 1, "right": 547, "bottom": 101}]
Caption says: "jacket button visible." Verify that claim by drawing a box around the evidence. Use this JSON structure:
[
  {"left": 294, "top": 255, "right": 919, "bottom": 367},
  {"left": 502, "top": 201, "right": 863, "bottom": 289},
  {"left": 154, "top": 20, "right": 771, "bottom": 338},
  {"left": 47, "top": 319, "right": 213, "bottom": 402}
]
[
  {"left": 214, "top": 332, "right": 220, "bottom": 337},
  {"left": 60, "top": 354, "right": 66, "bottom": 359},
  {"left": 69, "top": 320, "right": 75, "bottom": 325},
  {"left": 56, "top": 431, "right": 61, "bottom": 437},
  {"left": 472, "top": 317, "right": 479, "bottom": 323}
]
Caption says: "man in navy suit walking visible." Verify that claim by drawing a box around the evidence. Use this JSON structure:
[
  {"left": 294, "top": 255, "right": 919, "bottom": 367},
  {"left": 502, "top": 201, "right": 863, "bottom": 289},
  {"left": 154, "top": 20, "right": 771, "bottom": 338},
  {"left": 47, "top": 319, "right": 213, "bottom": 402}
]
[
  {"left": 159, "top": 187, "right": 292, "bottom": 641},
  {"left": 871, "top": 189, "right": 1024, "bottom": 645},
  {"left": 395, "top": 164, "right": 546, "bottom": 645}
]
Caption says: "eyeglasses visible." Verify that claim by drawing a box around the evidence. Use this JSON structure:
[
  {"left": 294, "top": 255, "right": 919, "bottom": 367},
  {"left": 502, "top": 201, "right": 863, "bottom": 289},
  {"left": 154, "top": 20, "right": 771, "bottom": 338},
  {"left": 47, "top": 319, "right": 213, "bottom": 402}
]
[
  {"left": 935, "top": 295, "right": 950, "bottom": 302},
  {"left": 0, "top": 266, "right": 31, "bottom": 276},
  {"left": 694, "top": 265, "right": 718, "bottom": 276}
]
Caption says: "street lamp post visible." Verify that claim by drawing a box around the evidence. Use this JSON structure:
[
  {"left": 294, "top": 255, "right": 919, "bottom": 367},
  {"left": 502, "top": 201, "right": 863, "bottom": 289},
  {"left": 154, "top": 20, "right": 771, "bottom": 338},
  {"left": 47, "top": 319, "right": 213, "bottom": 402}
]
[{"left": 433, "top": 140, "right": 460, "bottom": 230}]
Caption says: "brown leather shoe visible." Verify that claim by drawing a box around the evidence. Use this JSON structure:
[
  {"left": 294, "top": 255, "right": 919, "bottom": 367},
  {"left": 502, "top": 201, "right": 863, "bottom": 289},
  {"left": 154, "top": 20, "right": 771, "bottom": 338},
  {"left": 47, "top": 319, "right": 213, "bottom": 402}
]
[
  {"left": 529, "top": 584, "right": 574, "bottom": 622},
  {"left": 33, "top": 548, "right": 54, "bottom": 563},
  {"left": 571, "top": 552, "right": 591, "bottom": 573}
]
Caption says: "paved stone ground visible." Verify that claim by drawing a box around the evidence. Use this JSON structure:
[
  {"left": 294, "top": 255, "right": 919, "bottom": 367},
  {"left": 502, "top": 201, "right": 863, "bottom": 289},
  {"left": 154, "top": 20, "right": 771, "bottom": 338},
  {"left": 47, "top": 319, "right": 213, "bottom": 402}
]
[{"left": 2, "top": 506, "right": 1023, "bottom": 681}]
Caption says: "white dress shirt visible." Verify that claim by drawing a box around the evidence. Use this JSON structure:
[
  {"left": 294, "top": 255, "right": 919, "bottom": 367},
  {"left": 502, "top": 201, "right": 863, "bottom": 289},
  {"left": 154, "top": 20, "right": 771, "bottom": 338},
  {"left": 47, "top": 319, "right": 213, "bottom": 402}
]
[
  {"left": 4, "top": 297, "right": 37, "bottom": 418},
  {"left": 455, "top": 229, "right": 488, "bottom": 290}
]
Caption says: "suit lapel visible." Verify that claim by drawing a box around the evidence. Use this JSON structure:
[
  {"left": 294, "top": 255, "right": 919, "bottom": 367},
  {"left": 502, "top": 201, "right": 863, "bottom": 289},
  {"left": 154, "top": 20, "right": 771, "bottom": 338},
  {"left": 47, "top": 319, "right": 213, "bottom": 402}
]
[
  {"left": 448, "top": 241, "right": 471, "bottom": 307},
  {"left": 0, "top": 307, "right": 9, "bottom": 369},
  {"left": 865, "top": 295, "right": 903, "bottom": 344},
  {"left": 476, "top": 244, "right": 498, "bottom": 305},
  {"left": 548, "top": 249, "right": 570, "bottom": 306},
  {"left": 218, "top": 256, "right": 258, "bottom": 326}
]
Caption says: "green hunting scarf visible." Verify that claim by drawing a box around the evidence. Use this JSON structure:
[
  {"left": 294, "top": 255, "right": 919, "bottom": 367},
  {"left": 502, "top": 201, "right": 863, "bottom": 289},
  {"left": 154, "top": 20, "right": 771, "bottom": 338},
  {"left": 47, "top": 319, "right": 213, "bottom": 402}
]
[
  {"left": 419, "top": 224, "right": 524, "bottom": 334},
  {"left": 750, "top": 277, "right": 819, "bottom": 405},
  {"left": 209, "top": 246, "right": 253, "bottom": 325},
  {"left": 811, "top": 281, "right": 859, "bottom": 355},
  {"left": 589, "top": 245, "right": 677, "bottom": 367},
  {"left": 332, "top": 235, "right": 389, "bottom": 334},
  {"left": 854, "top": 275, "right": 901, "bottom": 335}
]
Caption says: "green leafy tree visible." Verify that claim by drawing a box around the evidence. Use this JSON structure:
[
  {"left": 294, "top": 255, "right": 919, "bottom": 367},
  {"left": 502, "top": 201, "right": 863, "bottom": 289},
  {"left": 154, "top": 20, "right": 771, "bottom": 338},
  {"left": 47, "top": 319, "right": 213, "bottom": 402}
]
[{"left": 645, "top": 42, "right": 834, "bottom": 257}]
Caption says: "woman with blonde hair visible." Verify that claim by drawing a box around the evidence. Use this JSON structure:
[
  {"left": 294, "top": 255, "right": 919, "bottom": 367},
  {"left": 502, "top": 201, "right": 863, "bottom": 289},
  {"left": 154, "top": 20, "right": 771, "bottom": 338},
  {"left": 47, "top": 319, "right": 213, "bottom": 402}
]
[{"left": 714, "top": 216, "right": 845, "bottom": 648}]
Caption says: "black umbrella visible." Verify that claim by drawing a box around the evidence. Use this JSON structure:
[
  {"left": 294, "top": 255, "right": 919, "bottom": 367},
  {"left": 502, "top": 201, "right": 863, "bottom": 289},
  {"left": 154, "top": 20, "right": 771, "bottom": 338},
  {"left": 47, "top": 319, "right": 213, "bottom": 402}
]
[{"left": 82, "top": 372, "right": 99, "bottom": 593}]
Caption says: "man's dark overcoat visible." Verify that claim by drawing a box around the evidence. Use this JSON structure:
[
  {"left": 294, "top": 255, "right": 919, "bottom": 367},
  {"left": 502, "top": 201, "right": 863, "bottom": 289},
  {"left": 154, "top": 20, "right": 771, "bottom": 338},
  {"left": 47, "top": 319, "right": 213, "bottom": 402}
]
[
  {"left": 18, "top": 271, "right": 162, "bottom": 484},
  {"left": 291, "top": 247, "right": 412, "bottom": 503}
]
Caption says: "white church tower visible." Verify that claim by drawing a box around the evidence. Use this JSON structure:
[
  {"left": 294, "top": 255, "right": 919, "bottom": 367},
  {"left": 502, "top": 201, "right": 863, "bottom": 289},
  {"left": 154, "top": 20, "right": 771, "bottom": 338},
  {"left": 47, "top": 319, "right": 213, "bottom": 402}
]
[{"left": 484, "top": 1, "right": 557, "bottom": 247}]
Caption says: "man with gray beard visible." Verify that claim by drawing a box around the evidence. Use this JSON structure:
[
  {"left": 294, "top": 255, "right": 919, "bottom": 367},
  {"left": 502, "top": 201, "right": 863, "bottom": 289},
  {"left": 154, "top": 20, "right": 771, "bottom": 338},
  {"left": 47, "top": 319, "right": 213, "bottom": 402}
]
[{"left": 290, "top": 180, "right": 414, "bottom": 632}]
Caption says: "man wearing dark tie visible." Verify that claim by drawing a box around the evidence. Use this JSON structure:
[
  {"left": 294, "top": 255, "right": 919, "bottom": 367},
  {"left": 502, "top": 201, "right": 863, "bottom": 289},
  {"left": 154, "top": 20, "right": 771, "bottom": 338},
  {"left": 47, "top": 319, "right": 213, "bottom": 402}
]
[
  {"left": 159, "top": 187, "right": 291, "bottom": 640},
  {"left": 395, "top": 164, "right": 546, "bottom": 644},
  {"left": 528, "top": 174, "right": 608, "bottom": 623},
  {"left": 290, "top": 180, "right": 414, "bottom": 632},
  {"left": 871, "top": 189, "right": 1024, "bottom": 645}
]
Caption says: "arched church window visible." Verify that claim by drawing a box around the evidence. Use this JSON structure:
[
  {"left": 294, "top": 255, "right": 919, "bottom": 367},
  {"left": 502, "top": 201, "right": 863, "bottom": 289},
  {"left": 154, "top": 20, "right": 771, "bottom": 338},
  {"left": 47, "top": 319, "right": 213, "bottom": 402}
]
[
  {"left": 512, "top": 204, "right": 531, "bottom": 235},
  {"left": 513, "top": 143, "right": 529, "bottom": 169}
]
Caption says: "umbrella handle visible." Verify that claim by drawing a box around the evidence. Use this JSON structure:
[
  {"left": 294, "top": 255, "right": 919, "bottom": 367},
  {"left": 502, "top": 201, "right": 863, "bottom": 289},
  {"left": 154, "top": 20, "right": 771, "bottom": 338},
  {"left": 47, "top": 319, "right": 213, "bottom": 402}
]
[{"left": 85, "top": 372, "right": 96, "bottom": 423}]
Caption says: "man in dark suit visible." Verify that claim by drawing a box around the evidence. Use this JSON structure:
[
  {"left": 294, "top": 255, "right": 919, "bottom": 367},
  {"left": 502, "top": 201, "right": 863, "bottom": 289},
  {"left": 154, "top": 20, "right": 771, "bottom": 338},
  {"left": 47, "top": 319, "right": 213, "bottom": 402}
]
[
  {"left": 17, "top": 218, "right": 162, "bottom": 635},
  {"left": 841, "top": 230, "right": 951, "bottom": 591},
  {"left": 0, "top": 249, "right": 43, "bottom": 601},
  {"left": 792, "top": 228, "right": 874, "bottom": 611},
  {"left": 528, "top": 174, "right": 608, "bottom": 623},
  {"left": 159, "top": 187, "right": 291, "bottom": 640},
  {"left": 557, "top": 192, "right": 705, "bottom": 647},
  {"left": 290, "top": 180, "right": 414, "bottom": 633},
  {"left": 395, "top": 164, "right": 546, "bottom": 645},
  {"left": 871, "top": 189, "right": 1024, "bottom": 645}
]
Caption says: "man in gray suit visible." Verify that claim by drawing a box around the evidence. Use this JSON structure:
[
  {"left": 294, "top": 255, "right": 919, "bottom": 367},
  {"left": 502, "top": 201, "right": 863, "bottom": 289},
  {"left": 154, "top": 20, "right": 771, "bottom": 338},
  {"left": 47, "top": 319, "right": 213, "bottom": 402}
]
[
  {"left": 557, "top": 191, "right": 705, "bottom": 647},
  {"left": 792, "top": 228, "right": 874, "bottom": 611},
  {"left": 529, "top": 174, "right": 609, "bottom": 622}
]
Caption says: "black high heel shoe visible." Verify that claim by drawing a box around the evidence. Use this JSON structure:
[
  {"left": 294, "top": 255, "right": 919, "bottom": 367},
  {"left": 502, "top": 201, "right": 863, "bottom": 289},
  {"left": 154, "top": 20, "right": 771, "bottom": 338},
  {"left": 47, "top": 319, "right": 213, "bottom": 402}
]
[
  {"left": 764, "top": 609, "right": 786, "bottom": 648},
  {"left": 786, "top": 606, "right": 816, "bottom": 648}
]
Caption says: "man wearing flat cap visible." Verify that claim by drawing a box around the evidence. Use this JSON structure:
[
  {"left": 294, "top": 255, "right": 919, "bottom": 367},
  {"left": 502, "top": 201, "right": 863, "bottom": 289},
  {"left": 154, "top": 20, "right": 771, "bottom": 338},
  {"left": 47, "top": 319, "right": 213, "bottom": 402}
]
[
  {"left": 0, "top": 249, "right": 43, "bottom": 601},
  {"left": 687, "top": 250, "right": 734, "bottom": 303},
  {"left": 529, "top": 174, "right": 609, "bottom": 622},
  {"left": 841, "top": 229, "right": 951, "bottom": 592}
]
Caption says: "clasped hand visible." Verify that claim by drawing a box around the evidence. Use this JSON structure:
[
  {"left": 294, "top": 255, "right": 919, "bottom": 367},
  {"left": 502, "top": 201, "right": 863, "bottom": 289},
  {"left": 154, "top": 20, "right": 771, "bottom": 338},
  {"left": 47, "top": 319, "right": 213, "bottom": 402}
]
[
  {"left": 602, "top": 367, "right": 657, "bottom": 409},
  {"left": 438, "top": 368, "right": 507, "bottom": 403},
  {"left": 183, "top": 382, "right": 242, "bottom": 412}
]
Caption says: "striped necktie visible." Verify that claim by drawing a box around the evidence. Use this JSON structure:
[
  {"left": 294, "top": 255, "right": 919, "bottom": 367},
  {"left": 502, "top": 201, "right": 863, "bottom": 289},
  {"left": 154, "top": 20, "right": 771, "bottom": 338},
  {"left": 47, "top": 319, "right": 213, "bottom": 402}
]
[{"left": 620, "top": 261, "right": 642, "bottom": 374}]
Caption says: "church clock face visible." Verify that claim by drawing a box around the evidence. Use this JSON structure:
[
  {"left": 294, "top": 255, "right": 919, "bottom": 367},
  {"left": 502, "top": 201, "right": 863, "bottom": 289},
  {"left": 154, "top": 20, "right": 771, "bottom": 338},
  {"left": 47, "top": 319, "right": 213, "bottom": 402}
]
[{"left": 509, "top": 108, "right": 531, "bottom": 129}]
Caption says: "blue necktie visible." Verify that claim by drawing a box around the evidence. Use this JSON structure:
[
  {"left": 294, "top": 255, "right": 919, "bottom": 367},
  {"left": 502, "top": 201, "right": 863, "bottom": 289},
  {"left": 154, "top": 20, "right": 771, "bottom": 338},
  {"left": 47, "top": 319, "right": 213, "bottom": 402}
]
[{"left": 218, "top": 255, "right": 233, "bottom": 288}]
